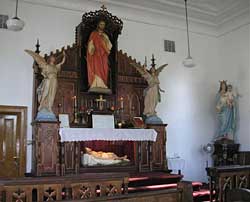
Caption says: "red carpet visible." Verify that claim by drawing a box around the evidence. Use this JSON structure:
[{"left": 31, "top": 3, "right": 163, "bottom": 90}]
[{"left": 128, "top": 172, "right": 214, "bottom": 202}]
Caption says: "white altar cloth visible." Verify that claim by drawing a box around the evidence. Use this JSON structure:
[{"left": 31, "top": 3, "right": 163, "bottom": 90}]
[{"left": 59, "top": 128, "right": 157, "bottom": 142}]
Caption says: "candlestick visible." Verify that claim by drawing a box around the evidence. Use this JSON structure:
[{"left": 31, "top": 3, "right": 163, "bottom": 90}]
[
  {"left": 16, "top": 139, "right": 20, "bottom": 157},
  {"left": 73, "top": 96, "right": 77, "bottom": 108},
  {"left": 120, "top": 97, "right": 124, "bottom": 109},
  {"left": 118, "top": 122, "right": 122, "bottom": 128},
  {"left": 72, "top": 96, "right": 79, "bottom": 124}
]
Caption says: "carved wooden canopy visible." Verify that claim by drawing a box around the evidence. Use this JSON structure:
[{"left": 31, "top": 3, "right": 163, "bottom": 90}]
[
  {"left": 75, "top": 7, "right": 123, "bottom": 92},
  {"left": 32, "top": 7, "right": 147, "bottom": 124}
]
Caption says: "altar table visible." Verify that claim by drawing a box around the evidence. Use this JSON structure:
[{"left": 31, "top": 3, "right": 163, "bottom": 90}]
[{"left": 59, "top": 128, "right": 157, "bottom": 142}]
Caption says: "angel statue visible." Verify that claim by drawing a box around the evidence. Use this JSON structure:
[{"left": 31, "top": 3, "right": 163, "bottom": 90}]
[
  {"left": 25, "top": 49, "right": 66, "bottom": 121},
  {"left": 131, "top": 61, "right": 167, "bottom": 124}
]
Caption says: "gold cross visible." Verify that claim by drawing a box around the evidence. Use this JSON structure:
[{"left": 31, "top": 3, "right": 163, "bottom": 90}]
[
  {"left": 95, "top": 95, "right": 106, "bottom": 110},
  {"left": 101, "top": 5, "right": 107, "bottom": 11}
]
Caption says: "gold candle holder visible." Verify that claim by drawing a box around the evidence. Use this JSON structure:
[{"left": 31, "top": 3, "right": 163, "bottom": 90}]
[{"left": 118, "top": 122, "right": 122, "bottom": 128}]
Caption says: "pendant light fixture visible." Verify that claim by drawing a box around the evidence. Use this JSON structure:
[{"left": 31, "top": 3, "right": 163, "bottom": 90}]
[
  {"left": 6, "top": 0, "right": 25, "bottom": 31},
  {"left": 183, "top": 0, "right": 195, "bottom": 68}
]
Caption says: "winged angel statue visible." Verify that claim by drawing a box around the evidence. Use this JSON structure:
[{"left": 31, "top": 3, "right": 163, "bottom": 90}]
[
  {"left": 131, "top": 62, "right": 167, "bottom": 124},
  {"left": 25, "top": 50, "right": 66, "bottom": 121}
]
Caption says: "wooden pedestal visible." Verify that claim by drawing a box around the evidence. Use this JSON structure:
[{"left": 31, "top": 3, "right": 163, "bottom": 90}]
[
  {"left": 61, "top": 141, "right": 81, "bottom": 175},
  {"left": 213, "top": 141, "right": 240, "bottom": 166},
  {"left": 147, "top": 124, "right": 168, "bottom": 171},
  {"left": 32, "top": 121, "right": 60, "bottom": 176}
]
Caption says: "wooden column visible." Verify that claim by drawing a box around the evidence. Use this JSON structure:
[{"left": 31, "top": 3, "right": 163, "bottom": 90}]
[
  {"left": 32, "top": 121, "right": 60, "bottom": 176},
  {"left": 146, "top": 124, "right": 168, "bottom": 171}
]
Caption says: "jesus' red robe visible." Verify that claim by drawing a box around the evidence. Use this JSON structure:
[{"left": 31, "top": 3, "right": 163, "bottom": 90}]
[{"left": 87, "top": 31, "right": 112, "bottom": 88}]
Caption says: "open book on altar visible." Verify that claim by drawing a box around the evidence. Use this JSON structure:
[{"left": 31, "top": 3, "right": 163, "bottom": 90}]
[{"left": 132, "top": 117, "right": 145, "bottom": 128}]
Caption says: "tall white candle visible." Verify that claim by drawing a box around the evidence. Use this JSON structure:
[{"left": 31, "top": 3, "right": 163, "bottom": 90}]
[
  {"left": 75, "top": 96, "right": 77, "bottom": 107},
  {"left": 120, "top": 97, "right": 124, "bottom": 109}
]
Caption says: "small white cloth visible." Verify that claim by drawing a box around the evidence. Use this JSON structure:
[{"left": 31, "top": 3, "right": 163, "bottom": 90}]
[
  {"left": 167, "top": 158, "right": 185, "bottom": 173},
  {"left": 59, "top": 128, "right": 157, "bottom": 142}
]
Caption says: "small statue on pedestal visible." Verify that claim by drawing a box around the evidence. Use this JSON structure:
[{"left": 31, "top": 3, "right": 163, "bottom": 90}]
[
  {"left": 212, "top": 81, "right": 240, "bottom": 166},
  {"left": 25, "top": 49, "right": 66, "bottom": 121},
  {"left": 131, "top": 55, "right": 167, "bottom": 124}
]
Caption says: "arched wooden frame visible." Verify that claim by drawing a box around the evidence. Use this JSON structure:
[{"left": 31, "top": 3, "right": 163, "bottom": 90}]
[{"left": 76, "top": 8, "right": 123, "bottom": 93}]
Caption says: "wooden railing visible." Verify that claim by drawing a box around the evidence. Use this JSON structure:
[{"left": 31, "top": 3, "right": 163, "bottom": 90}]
[{"left": 0, "top": 173, "right": 128, "bottom": 202}]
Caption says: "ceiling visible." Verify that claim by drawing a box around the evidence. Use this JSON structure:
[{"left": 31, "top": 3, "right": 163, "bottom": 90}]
[
  {"left": 22, "top": 0, "right": 249, "bottom": 27},
  {"left": 93, "top": 0, "right": 250, "bottom": 26}
]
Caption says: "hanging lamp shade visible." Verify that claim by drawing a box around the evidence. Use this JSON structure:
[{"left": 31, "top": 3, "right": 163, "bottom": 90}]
[
  {"left": 6, "top": 0, "right": 25, "bottom": 31},
  {"left": 183, "top": 55, "right": 195, "bottom": 68},
  {"left": 183, "top": 0, "right": 195, "bottom": 68}
]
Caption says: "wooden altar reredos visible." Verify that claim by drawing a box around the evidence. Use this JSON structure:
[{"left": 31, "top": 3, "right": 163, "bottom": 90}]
[
  {"left": 31, "top": 7, "right": 168, "bottom": 177},
  {"left": 0, "top": 7, "right": 191, "bottom": 202}
]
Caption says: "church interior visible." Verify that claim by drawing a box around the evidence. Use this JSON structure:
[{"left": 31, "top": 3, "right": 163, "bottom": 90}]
[{"left": 0, "top": 0, "right": 250, "bottom": 202}]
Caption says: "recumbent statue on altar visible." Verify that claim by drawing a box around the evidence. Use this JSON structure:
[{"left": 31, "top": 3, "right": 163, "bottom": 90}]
[{"left": 82, "top": 147, "right": 130, "bottom": 166}]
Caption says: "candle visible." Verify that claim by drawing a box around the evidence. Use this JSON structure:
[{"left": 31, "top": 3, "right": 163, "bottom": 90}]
[
  {"left": 120, "top": 97, "right": 124, "bottom": 109},
  {"left": 72, "top": 96, "right": 77, "bottom": 108},
  {"left": 16, "top": 139, "right": 20, "bottom": 157}
]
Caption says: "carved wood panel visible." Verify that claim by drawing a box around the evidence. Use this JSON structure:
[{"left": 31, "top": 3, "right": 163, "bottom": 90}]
[
  {"left": 116, "top": 84, "right": 144, "bottom": 122},
  {"left": 44, "top": 44, "right": 80, "bottom": 71},
  {"left": 32, "top": 121, "right": 60, "bottom": 176},
  {"left": 207, "top": 166, "right": 250, "bottom": 202},
  {"left": 116, "top": 50, "right": 147, "bottom": 123},
  {"left": 0, "top": 173, "right": 133, "bottom": 202},
  {"left": 53, "top": 79, "right": 77, "bottom": 123},
  {"left": 147, "top": 124, "right": 167, "bottom": 171},
  {"left": 139, "top": 142, "right": 150, "bottom": 172}
]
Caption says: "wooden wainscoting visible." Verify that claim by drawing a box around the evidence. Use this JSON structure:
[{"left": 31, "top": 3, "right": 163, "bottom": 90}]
[{"left": 0, "top": 105, "right": 27, "bottom": 178}]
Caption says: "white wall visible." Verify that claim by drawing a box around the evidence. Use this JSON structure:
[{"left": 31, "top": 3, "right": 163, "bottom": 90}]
[
  {"left": 0, "top": 0, "right": 81, "bottom": 173},
  {"left": 218, "top": 24, "right": 250, "bottom": 151},
  {"left": 0, "top": 0, "right": 249, "bottom": 182},
  {"left": 119, "top": 21, "right": 221, "bottom": 181}
]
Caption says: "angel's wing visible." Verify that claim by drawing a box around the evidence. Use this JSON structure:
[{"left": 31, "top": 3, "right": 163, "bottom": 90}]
[
  {"left": 25, "top": 49, "right": 47, "bottom": 69},
  {"left": 130, "top": 63, "right": 150, "bottom": 79},
  {"left": 155, "top": 64, "right": 168, "bottom": 76}
]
